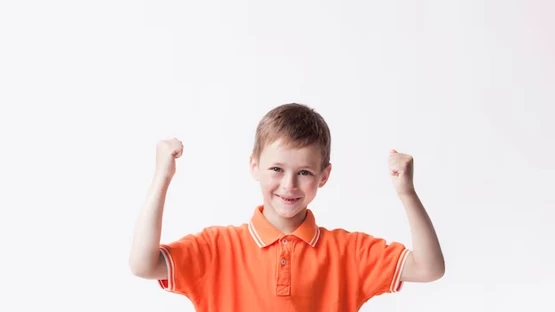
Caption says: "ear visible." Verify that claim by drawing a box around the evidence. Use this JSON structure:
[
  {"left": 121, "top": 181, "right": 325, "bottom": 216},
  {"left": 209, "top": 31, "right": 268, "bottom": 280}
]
[
  {"left": 318, "top": 163, "right": 332, "bottom": 188},
  {"left": 249, "top": 155, "right": 260, "bottom": 181}
]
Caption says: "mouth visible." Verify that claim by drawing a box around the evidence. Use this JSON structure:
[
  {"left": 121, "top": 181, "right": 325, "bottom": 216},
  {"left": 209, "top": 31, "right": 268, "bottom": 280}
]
[{"left": 276, "top": 194, "right": 302, "bottom": 204}]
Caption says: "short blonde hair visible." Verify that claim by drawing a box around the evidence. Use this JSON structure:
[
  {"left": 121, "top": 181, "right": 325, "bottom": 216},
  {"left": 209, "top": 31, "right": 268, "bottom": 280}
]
[{"left": 252, "top": 103, "right": 331, "bottom": 170}]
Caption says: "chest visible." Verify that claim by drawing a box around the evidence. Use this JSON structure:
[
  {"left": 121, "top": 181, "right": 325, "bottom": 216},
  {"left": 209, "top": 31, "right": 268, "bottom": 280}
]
[{"left": 214, "top": 238, "right": 359, "bottom": 305}]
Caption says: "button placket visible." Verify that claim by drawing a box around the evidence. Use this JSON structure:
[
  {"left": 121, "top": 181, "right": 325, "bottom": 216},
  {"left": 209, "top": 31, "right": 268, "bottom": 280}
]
[{"left": 276, "top": 237, "right": 292, "bottom": 296}]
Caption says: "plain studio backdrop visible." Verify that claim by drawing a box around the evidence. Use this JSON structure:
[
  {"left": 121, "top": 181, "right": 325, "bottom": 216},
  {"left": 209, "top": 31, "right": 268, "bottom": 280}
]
[{"left": 0, "top": 0, "right": 553, "bottom": 311}]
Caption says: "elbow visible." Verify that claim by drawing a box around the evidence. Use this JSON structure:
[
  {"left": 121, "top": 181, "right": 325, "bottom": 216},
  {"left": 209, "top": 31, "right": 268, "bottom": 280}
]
[
  {"left": 422, "top": 261, "right": 445, "bottom": 282},
  {"left": 402, "top": 253, "right": 445, "bottom": 283},
  {"left": 130, "top": 264, "right": 155, "bottom": 279},
  {"left": 129, "top": 261, "right": 142, "bottom": 277},
  {"left": 426, "top": 268, "right": 445, "bottom": 282},
  {"left": 129, "top": 254, "right": 165, "bottom": 280},
  {"left": 129, "top": 258, "right": 150, "bottom": 278}
]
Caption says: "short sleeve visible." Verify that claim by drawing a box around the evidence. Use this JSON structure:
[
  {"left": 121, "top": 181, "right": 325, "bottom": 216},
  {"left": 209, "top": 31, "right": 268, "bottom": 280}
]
[
  {"left": 355, "top": 232, "right": 411, "bottom": 300},
  {"left": 158, "top": 230, "right": 214, "bottom": 298}
]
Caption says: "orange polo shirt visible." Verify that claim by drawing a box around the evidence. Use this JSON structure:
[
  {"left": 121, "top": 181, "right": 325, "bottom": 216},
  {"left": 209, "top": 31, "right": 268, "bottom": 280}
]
[{"left": 158, "top": 206, "right": 410, "bottom": 311}]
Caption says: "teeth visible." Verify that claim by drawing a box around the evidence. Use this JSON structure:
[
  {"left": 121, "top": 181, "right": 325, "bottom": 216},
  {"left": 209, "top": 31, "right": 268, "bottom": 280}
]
[
  {"left": 281, "top": 196, "right": 298, "bottom": 201},
  {"left": 276, "top": 194, "right": 300, "bottom": 202}
]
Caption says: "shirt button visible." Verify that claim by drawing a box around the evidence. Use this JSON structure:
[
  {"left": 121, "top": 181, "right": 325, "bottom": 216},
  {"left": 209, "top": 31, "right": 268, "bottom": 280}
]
[
  {"left": 282, "top": 239, "right": 287, "bottom": 244},
  {"left": 280, "top": 259, "right": 286, "bottom": 265}
]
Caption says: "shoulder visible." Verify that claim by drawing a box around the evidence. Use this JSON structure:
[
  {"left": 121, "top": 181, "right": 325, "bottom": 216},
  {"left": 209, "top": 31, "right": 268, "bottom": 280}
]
[
  {"left": 188, "top": 223, "right": 251, "bottom": 245},
  {"left": 318, "top": 227, "right": 407, "bottom": 267},
  {"left": 318, "top": 226, "right": 371, "bottom": 241},
  {"left": 318, "top": 226, "right": 398, "bottom": 248},
  {"left": 317, "top": 227, "right": 361, "bottom": 249},
  {"left": 162, "top": 224, "right": 251, "bottom": 258}
]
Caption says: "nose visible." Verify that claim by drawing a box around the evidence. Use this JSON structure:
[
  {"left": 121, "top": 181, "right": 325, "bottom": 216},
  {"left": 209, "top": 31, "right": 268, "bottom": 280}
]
[{"left": 280, "top": 173, "right": 298, "bottom": 191}]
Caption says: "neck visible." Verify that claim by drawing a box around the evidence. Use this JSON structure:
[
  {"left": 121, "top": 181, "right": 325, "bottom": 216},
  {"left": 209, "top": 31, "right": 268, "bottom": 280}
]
[{"left": 262, "top": 206, "right": 307, "bottom": 234}]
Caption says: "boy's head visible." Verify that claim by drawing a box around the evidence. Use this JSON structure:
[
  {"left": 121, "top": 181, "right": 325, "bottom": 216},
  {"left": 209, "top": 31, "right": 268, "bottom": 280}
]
[{"left": 250, "top": 103, "right": 332, "bottom": 221}]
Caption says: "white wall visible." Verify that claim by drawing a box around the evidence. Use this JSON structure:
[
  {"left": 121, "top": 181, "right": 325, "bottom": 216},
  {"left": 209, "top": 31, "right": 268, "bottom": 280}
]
[{"left": 1, "top": 0, "right": 553, "bottom": 311}]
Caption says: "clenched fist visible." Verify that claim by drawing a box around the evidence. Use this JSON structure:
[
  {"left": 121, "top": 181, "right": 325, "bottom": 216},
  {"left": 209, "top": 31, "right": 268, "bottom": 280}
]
[
  {"left": 155, "top": 138, "right": 183, "bottom": 179},
  {"left": 388, "top": 149, "right": 415, "bottom": 196}
]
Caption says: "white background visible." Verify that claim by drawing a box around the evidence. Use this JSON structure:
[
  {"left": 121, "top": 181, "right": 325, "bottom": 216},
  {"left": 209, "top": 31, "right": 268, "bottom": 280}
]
[{"left": 1, "top": 0, "right": 554, "bottom": 311}]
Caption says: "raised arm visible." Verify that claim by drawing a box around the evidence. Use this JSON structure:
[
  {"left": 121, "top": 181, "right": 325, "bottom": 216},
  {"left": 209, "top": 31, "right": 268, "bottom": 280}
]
[
  {"left": 129, "top": 138, "right": 184, "bottom": 280},
  {"left": 388, "top": 149, "right": 445, "bottom": 282}
]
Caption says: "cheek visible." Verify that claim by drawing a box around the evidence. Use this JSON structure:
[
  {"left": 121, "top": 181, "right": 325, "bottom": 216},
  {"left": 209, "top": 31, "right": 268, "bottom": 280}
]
[
  {"left": 260, "top": 174, "right": 281, "bottom": 190},
  {"left": 300, "top": 177, "right": 320, "bottom": 192}
]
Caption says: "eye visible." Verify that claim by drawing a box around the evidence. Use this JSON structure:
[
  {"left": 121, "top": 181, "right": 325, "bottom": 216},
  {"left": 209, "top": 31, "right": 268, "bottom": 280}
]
[
  {"left": 299, "top": 170, "right": 312, "bottom": 176},
  {"left": 270, "top": 167, "right": 283, "bottom": 172}
]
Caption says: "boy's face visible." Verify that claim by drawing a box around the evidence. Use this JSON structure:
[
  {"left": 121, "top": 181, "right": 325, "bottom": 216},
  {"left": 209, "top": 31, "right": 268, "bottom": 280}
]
[{"left": 250, "top": 139, "right": 331, "bottom": 220}]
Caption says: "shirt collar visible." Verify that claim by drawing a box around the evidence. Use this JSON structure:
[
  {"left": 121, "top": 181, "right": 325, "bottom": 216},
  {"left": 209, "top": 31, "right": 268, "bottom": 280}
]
[{"left": 248, "top": 205, "right": 321, "bottom": 248}]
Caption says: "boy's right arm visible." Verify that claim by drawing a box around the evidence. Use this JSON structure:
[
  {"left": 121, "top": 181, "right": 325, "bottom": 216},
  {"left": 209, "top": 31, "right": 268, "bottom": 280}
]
[{"left": 129, "top": 138, "right": 184, "bottom": 280}]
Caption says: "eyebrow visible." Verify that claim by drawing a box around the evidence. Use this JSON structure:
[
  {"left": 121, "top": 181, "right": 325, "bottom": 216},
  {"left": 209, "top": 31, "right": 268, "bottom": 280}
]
[{"left": 271, "top": 162, "right": 316, "bottom": 170}]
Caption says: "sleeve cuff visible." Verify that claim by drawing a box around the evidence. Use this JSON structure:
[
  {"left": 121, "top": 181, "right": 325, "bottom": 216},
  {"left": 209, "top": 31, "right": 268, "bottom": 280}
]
[
  {"left": 389, "top": 249, "right": 410, "bottom": 293},
  {"left": 157, "top": 245, "right": 175, "bottom": 292}
]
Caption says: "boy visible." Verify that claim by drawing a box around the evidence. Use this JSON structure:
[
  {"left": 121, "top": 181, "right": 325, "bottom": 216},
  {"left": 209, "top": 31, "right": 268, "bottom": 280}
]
[{"left": 129, "top": 103, "right": 445, "bottom": 311}]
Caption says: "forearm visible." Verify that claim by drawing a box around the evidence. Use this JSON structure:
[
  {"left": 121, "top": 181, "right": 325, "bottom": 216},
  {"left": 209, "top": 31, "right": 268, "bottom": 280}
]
[
  {"left": 399, "top": 190, "right": 445, "bottom": 277},
  {"left": 129, "top": 174, "right": 171, "bottom": 276}
]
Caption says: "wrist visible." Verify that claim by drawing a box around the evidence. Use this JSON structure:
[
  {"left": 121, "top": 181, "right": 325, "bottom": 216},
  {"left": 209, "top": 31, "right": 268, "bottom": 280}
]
[
  {"left": 152, "top": 172, "right": 173, "bottom": 186},
  {"left": 396, "top": 189, "right": 417, "bottom": 199}
]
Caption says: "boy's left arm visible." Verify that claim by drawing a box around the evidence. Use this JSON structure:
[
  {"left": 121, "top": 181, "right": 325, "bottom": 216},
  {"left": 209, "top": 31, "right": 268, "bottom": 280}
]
[{"left": 389, "top": 149, "right": 445, "bottom": 282}]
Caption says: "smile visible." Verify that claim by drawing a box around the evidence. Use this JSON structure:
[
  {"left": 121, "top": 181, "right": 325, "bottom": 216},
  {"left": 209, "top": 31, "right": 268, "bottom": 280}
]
[{"left": 276, "top": 195, "right": 301, "bottom": 204}]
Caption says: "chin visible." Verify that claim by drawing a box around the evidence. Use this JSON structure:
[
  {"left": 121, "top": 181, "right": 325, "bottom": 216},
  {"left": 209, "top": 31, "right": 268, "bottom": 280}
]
[{"left": 275, "top": 207, "right": 305, "bottom": 219}]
